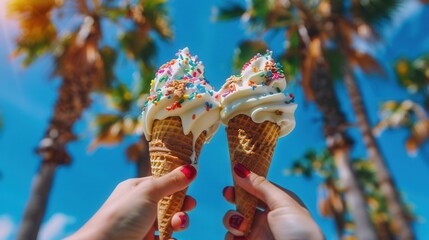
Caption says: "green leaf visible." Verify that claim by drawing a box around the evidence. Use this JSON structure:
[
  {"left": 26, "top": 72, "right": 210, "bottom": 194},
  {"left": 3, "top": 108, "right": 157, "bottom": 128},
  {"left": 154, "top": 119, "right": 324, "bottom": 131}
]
[
  {"left": 281, "top": 28, "right": 301, "bottom": 77},
  {"left": 232, "top": 40, "right": 268, "bottom": 72},
  {"left": 395, "top": 55, "right": 429, "bottom": 93},
  {"left": 137, "top": 62, "right": 156, "bottom": 95},
  {"left": 324, "top": 48, "right": 346, "bottom": 81},
  {"left": 100, "top": 6, "right": 128, "bottom": 22},
  {"left": 119, "top": 31, "right": 157, "bottom": 62},
  {"left": 100, "top": 46, "right": 118, "bottom": 88},
  {"left": 140, "top": 0, "right": 173, "bottom": 39},
  {"left": 108, "top": 83, "right": 134, "bottom": 112},
  {"left": 215, "top": 3, "right": 246, "bottom": 21},
  {"left": 351, "top": 0, "right": 402, "bottom": 27}
]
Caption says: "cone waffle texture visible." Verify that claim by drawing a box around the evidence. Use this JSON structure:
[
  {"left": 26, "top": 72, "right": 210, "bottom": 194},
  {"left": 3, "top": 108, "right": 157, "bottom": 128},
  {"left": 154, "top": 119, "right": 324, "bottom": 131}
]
[
  {"left": 226, "top": 114, "right": 280, "bottom": 235},
  {"left": 149, "top": 116, "right": 206, "bottom": 240}
]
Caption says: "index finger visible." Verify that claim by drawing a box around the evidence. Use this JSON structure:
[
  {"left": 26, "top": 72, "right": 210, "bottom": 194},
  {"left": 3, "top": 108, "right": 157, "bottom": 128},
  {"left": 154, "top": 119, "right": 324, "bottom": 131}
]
[{"left": 232, "top": 163, "right": 304, "bottom": 210}]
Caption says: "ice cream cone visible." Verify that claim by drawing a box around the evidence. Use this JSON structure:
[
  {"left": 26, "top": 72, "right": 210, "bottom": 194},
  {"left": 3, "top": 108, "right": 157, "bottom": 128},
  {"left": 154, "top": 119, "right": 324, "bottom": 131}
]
[
  {"left": 150, "top": 116, "right": 207, "bottom": 240},
  {"left": 226, "top": 114, "right": 280, "bottom": 235}
]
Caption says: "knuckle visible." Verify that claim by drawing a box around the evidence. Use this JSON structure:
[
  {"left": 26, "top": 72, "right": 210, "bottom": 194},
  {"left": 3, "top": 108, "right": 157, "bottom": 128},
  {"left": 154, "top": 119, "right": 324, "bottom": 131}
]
[
  {"left": 251, "top": 175, "right": 267, "bottom": 189},
  {"left": 116, "top": 178, "right": 137, "bottom": 189},
  {"left": 168, "top": 172, "right": 183, "bottom": 186},
  {"left": 140, "top": 177, "right": 156, "bottom": 193}
]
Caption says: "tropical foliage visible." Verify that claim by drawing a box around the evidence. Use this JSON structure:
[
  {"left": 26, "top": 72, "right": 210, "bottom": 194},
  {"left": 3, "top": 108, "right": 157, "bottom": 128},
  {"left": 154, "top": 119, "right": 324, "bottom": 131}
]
[
  {"left": 290, "top": 149, "right": 415, "bottom": 239},
  {"left": 376, "top": 100, "right": 429, "bottom": 157},
  {"left": 215, "top": 0, "right": 415, "bottom": 239},
  {"left": 7, "top": 0, "right": 171, "bottom": 238}
]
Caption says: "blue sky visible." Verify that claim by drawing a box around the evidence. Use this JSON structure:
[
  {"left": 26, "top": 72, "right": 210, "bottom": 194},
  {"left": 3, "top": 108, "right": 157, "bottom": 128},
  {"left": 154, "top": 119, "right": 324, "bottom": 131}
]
[{"left": 1, "top": 0, "right": 429, "bottom": 239}]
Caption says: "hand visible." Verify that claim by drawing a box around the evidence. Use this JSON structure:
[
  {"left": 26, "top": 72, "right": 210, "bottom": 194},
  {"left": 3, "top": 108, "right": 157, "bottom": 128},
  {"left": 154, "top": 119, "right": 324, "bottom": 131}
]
[
  {"left": 223, "top": 163, "right": 324, "bottom": 240},
  {"left": 66, "top": 164, "right": 197, "bottom": 240}
]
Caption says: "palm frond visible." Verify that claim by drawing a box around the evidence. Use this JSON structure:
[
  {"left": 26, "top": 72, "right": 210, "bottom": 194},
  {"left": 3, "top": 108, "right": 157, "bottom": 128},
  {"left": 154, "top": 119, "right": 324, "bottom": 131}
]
[
  {"left": 139, "top": 0, "right": 173, "bottom": 39},
  {"left": 100, "top": 46, "right": 118, "bottom": 88},
  {"left": 395, "top": 56, "right": 429, "bottom": 93},
  {"left": 89, "top": 114, "right": 140, "bottom": 151},
  {"left": 233, "top": 40, "right": 268, "bottom": 72},
  {"left": 351, "top": 0, "right": 403, "bottom": 27},
  {"left": 106, "top": 83, "right": 134, "bottom": 112},
  {"left": 348, "top": 50, "right": 385, "bottom": 76},
  {"left": 281, "top": 26, "right": 302, "bottom": 78},
  {"left": 214, "top": 2, "right": 246, "bottom": 21},
  {"left": 7, "top": 0, "right": 62, "bottom": 65}
]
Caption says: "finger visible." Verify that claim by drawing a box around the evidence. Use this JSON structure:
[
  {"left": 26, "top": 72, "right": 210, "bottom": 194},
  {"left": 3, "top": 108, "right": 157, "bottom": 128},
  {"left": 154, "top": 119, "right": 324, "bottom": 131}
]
[
  {"left": 223, "top": 186, "right": 235, "bottom": 204},
  {"left": 223, "top": 186, "right": 268, "bottom": 210},
  {"left": 225, "top": 232, "right": 248, "bottom": 240},
  {"left": 143, "top": 224, "right": 157, "bottom": 240},
  {"left": 182, "top": 195, "right": 197, "bottom": 212},
  {"left": 140, "top": 164, "right": 197, "bottom": 201},
  {"left": 223, "top": 210, "right": 249, "bottom": 236},
  {"left": 171, "top": 212, "right": 189, "bottom": 231},
  {"left": 232, "top": 163, "right": 301, "bottom": 210},
  {"left": 271, "top": 182, "right": 307, "bottom": 209}
]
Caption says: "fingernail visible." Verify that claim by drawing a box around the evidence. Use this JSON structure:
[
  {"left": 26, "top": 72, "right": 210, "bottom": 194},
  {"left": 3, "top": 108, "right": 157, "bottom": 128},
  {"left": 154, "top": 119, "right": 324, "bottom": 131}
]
[
  {"left": 181, "top": 164, "right": 197, "bottom": 180},
  {"left": 233, "top": 163, "right": 250, "bottom": 178},
  {"left": 229, "top": 214, "right": 244, "bottom": 230},
  {"left": 179, "top": 214, "right": 187, "bottom": 228},
  {"left": 222, "top": 186, "right": 229, "bottom": 196},
  {"left": 234, "top": 236, "right": 248, "bottom": 240}
]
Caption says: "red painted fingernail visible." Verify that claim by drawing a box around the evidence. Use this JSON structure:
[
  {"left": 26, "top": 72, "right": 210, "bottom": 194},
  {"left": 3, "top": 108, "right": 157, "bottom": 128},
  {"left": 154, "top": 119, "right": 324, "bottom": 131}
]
[
  {"left": 223, "top": 186, "right": 235, "bottom": 201},
  {"left": 179, "top": 214, "right": 187, "bottom": 228},
  {"left": 229, "top": 214, "right": 244, "bottom": 230},
  {"left": 181, "top": 164, "right": 197, "bottom": 180},
  {"left": 234, "top": 236, "right": 248, "bottom": 240},
  {"left": 233, "top": 163, "right": 250, "bottom": 178},
  {"left": 222, "top": 186, "right": 229, "bottom": 196}
]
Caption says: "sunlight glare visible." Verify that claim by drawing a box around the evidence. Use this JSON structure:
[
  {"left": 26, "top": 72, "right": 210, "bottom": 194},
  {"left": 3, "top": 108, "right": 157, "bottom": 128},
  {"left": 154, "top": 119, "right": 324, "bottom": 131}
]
[
  {"left": 0, "top": 0, "right": 19, "bottom": 53},
  {"left": 0, "top": 0, "right": 23, "bottom": 85}
]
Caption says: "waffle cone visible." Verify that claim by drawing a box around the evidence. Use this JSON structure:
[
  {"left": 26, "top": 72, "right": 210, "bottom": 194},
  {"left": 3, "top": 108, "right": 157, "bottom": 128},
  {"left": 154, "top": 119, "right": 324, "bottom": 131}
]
[
  {"left": 226, "top": 114, "right": 280, "bottom": 235},
  {"left": 149, "top": 116, "right": 206, "bottom": 240}
]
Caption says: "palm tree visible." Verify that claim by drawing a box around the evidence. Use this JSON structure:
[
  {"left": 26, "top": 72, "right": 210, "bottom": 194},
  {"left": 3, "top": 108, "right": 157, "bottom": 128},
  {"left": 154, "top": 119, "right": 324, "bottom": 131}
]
[
  {"left": 9, "top": 2, "right": 105, "bottom": 239},
  {"left": 89, "top": 83, "right": 152, "bottom": 177},
  {"left": 216, "top": 0, "right": 414, "bottom": 238},
  {"left": 330, "top": 3, "right": 415, "bottom": 236},
  {"left": 289, "top": 150, "right": 347, "bottom": 239},
  {"left": 290, "top": 149, "right": 408, "bottom": 240},
  {"left": 307, "top": 50, "right": 380, "bottom": 239},
  {"left": 88, "top": 0, "right": 173, "bottom": 178},
  {"left": 395, "top": 56, "right": 429, "bottom": 110},
  {"left": 375, "top": 100, "right": 429, "bottom": 158},
  {"left": 216, "top": 2, "right": 377, "bottom": 239},
  {"left": 7, "top": 0, "right": 169, "bottom": 238}
]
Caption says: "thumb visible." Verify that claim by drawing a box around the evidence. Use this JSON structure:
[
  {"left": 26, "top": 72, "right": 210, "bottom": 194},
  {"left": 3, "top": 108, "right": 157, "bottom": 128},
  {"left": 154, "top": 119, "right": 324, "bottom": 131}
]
[
  {"left": 232, "top": 163, "right": 300, "bottom": 210},
  {"left": 142, "top": 164, "right": 197, "bottom": 201}
]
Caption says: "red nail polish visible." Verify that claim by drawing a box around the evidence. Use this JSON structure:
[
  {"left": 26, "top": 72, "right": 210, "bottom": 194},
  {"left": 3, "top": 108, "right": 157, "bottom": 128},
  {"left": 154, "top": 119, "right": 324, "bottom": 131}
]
[
  {"left": 181, "top": 164, "right": 197, "bottom": 180},
  {"left": 234, "top": 163, "right": 250, "bottom": 178},
  {"left": 229, "top": 214, "right": 244, "bottom": 230},
  {"left": 223, "top": 186, "right": 235, "bottom": 201},
  {"left": 179, "top": 214, "right": 187, "bottom": 228}
]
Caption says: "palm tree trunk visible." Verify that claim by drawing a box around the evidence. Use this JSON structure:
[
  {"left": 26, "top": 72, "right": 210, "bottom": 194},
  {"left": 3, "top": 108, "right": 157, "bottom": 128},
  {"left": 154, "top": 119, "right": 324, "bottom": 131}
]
[
  {"left": 17, "top": 75, "right": 94, "bottom": 239},
  {"left": 325, "top": 179, "right": 346, "bottom": 238},
  {"left": 310, "top": 60, "right": 377, "bottom": 240},
  {"left": 343, "top": 67, "right": 414, "bottom": 240},
  {"left": 137, "top": 137, "right": 151, "bottom": 177},
  {"left": 333, "top": 148, "right": 377, "bottom": 240},
  {"left": 18, "top": 17, "right": 101, "bottom": 237},
  {"left": 17, "top": 163, "right": 56, "bottom": 240}
]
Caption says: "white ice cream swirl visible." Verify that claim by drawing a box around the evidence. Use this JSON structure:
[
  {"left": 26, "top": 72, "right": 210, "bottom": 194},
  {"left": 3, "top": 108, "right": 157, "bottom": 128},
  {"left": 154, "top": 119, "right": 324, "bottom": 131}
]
[
  {"left": 142, "top": 48, "right": 220, "bottom": 144},
  {"left": 219, "top": 51, "right": 297, "bottom": 137}
]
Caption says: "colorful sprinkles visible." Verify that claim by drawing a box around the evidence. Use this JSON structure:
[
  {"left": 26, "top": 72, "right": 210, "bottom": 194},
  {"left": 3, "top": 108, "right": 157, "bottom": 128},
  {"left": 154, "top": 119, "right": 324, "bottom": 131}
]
[
  {"left": 144, "top": 48, "right": 217, "bottom": 112},
  {"left": 220, "top": 50, "right": 294, "bottom": 100}
]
